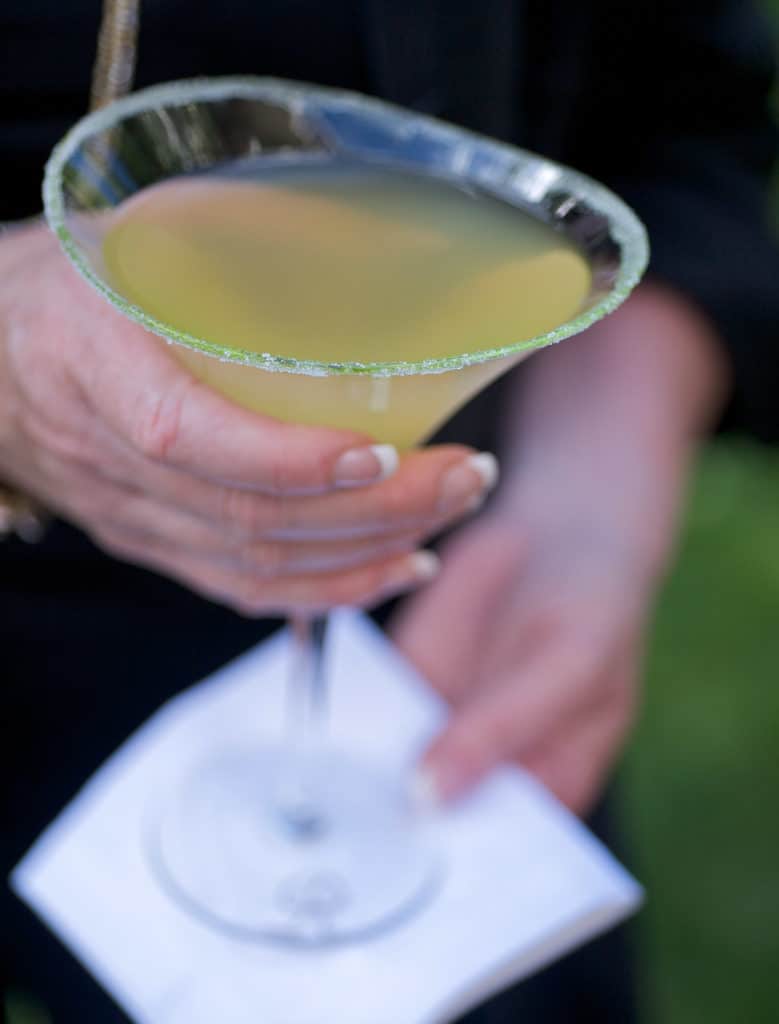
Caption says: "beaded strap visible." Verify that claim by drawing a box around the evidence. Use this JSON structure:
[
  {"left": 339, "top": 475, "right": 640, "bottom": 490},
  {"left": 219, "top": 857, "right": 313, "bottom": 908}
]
[{"left": 90, "top": 0, "right": 141, "bottom": 111}]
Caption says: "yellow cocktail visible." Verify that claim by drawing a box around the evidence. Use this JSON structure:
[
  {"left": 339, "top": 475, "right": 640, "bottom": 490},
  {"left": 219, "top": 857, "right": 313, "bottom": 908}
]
[{"left": 103, "top": 162, "right": 591, "bottom": 448}]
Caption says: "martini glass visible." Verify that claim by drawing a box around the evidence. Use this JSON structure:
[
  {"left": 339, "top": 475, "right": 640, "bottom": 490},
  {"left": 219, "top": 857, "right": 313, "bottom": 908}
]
[{"left": 43, "top": 77, "right": 648, "bottom": 945}]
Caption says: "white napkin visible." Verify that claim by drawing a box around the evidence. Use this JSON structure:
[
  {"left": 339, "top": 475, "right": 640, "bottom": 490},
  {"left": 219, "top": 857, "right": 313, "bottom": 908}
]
[{"left": 11, "top": 610, "right": 642, "bottom": 1024}]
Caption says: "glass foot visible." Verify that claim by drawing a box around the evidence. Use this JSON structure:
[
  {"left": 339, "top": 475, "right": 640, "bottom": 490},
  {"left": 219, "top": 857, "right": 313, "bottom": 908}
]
[{"left": 148, "top": 747, "right": 440, "bottom": 945}]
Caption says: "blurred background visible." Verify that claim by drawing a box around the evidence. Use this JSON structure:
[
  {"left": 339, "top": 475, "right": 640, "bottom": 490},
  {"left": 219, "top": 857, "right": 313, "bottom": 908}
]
[
  {"left": 5, "top": 3, "right": 779, "bottom": 1023},
  {"left": 622, "top": 441, "right": 779, "bottom": 1023},
  {"left": 620, "top": 7, "right": 779, "bottom": 1022}
]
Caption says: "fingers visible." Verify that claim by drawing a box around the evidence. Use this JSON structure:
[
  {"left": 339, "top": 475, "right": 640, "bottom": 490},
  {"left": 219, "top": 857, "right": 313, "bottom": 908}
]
[
  {"left": 96, "top": 436, "right": 498, "bottom": 541},
  {"left": 95, "top": 526, "right": 441, "bottom": 616},
  {"left": 20, "top": 249, "right": 503, "bottom": 618},
  {"left": 56, "top": 453, "right": 445, "bottom": 581},
  {"left": 210, "top": 448, "right": 497, "bottom": 540},
  {"left": 33, "top": 386, "right": 498, "bottom": 593},
  {"left": 417, "top": 635, "right": 629, "bottom": 804},
  {"left": 522, "top": 679, "right": 637, "bottom": 815},
  {"left": 95, "top": 491, "right": 434, "bottom": 577},
  {"left": 76, "top": 319, "right": 395, "bottom": 494},
  {"left": 70, "top": 323, "right": 499, "bottom": 536}
]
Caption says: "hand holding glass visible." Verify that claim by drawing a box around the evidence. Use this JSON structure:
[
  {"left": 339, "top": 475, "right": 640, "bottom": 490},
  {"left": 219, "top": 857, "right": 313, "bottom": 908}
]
[{"left": 44, "top": 78, "right": 647, "bottom": 944}]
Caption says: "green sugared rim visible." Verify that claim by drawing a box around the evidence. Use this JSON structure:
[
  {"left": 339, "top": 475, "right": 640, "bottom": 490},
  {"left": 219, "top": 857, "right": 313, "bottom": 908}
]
[{"left": 44, "top": 76, "right": 649, "bottom": 378}]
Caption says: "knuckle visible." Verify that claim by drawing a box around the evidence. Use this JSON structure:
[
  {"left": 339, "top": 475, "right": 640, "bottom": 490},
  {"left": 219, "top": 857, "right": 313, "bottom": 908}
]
[
  {"left": 265, "top": 429, "right": 331, "bottom": 496},
  {"left": 241, "top": 541, "right": 287, "bottom": 578},
  {"left": 11, "top": 373, "right": 109, "bottom": 480},
  {"left": 67, "top": 482, "right": 123, "bottom": 529},
  {"left": 218, "top": 487, "right": 252, "bottom": 535},
  {"left": 262, "top": 495, "right": 294, "bottom": 536},
  {"left": 130, "top": 382, "right": 188, "bottom": 461},
  {"left": 267, "top": 444, "right": 294, "bottom": 496},
  {"left": 91, "top": 487, "right": 127, "bottom": 526},
  {"left": 55, "top": 431, "right": 102, "bottom": 474},
  {"left": 91, "top": 525, "right": 139, "bottom": 561},
  {"left": 19, "top": 405, "right": 85, "bottom": 463},
  {"left": 263, "top": 431, "right": 304, "bottom": 496},
  {"left": 219, "top": 487, "right": 280, "bottom": 539},
  {"left": 14, "top": 400, "right": 40, "bottom": 443},
  {"left": 375, "top": 478, "right": 411, "bottom": 523}
]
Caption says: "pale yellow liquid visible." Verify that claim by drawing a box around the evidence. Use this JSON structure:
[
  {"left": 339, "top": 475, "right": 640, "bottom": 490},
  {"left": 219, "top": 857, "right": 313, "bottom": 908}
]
[{"left": 104, "top": 160, "right": 591, "bottom": 448}]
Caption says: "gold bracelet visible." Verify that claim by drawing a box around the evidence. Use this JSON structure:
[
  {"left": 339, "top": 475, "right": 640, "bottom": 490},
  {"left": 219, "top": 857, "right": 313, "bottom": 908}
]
[{"left": 0, "top": 484, "right": 50, "bottom": 543}]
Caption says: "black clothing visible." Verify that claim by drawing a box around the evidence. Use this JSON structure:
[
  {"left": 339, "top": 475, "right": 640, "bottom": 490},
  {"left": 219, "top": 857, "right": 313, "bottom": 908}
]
[
  {"left": 3, "top": 1, "right": 778, "bottom": 437},
  {"left": 2, "top": 1, "right": 777, "bottom": 1020}
]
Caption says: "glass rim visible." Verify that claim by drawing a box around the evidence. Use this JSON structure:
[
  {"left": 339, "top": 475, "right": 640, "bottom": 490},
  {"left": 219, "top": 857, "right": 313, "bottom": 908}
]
[{"left": 44, "top": 75, "right": 650, "bottom": 378}]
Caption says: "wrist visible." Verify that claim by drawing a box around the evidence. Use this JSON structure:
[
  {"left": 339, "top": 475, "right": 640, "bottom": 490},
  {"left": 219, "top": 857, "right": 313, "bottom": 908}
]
[
  {"left": 0, "top": 220, "right": 51, "bottom": 448},
  {"left": 488, "top": 484, "right": 673, "bottom": 594},
  {"left": 491, "top": 281, "right": 729, "bottom": 581},
  {"left": 507, "top": 281, "right": 728, "bottom": 460},
  {"left": 0, "top": 220, "right": 51, "bottom": 541}
]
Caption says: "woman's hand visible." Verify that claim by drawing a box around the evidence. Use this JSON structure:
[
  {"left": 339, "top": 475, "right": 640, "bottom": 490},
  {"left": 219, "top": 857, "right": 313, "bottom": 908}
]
[
  {"left": 392, "top": 282, "right": 729, "bottom": 815},
  {"left": 391, "top": 512, "right": 646, "bottom": 815},
  {"left": 0, "top": 224, "right": 497, "bottom": 613}
]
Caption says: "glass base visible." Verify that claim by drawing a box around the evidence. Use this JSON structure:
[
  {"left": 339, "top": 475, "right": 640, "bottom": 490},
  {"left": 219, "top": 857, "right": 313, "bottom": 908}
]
[{"left": 148, "top": 747, "right": 440, "bottom": 945}]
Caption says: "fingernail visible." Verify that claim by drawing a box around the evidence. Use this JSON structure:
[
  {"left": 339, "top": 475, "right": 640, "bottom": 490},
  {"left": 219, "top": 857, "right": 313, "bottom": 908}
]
[
  {"left": 381, "top": 550, "right": 440, "bottom": 596},
  {"left": 410, "top": 760, "right": 472, "bottom": 810},
  {"left": 409, "top": 550, "right": 441, "bottom": 581},
  {"left": 333, "top": 444, "right": 399, "bottom": 487},
  {"left": 437, "top": 452, "right": 500, "bottom": 514}
]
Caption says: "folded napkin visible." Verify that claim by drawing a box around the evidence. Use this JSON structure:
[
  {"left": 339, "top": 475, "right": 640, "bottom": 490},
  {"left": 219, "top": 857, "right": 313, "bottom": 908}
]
[{"left": 12, "top": 610, "right": 642, "bottom": 1024}]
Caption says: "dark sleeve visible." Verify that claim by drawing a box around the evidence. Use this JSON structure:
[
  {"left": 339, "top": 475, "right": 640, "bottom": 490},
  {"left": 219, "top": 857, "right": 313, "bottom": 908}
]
[{"left": 565, "top": 0, "right": 779, "bottom": 442}]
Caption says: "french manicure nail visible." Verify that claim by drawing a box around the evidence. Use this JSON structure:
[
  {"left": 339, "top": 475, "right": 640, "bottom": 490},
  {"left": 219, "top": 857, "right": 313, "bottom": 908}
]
[
  {"left": 437, "top": 451, "right": 500, "bottom": 514},
  {"left": 333, "top": 444, "right": 398, "bottom": 487},
  {"left": 469, "top": 452, "right": 500, "bottom": 490},
  {"left": 381, "top": 550, "right": 441, "bottom": 596},
  {"left": 409, "top": 550, "right": 441, "bottom": 581}
]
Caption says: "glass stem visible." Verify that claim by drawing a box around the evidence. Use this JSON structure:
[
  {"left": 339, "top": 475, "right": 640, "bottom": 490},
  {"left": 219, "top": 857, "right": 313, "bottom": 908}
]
[{"left": 276, "top": 613, "right": 329, "bottom": 839}]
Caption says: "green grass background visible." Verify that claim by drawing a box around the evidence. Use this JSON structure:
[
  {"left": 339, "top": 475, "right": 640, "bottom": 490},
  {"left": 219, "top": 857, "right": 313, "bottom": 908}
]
[
  {"left": 622, "top": 442, "right": 779, "bottom": 1023},
  {"left": 6, "top": 8, "right": 779, "bottom": 1023},
  {"left": 621, "top": 5, "right": 779, "bottom": 1020}
]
